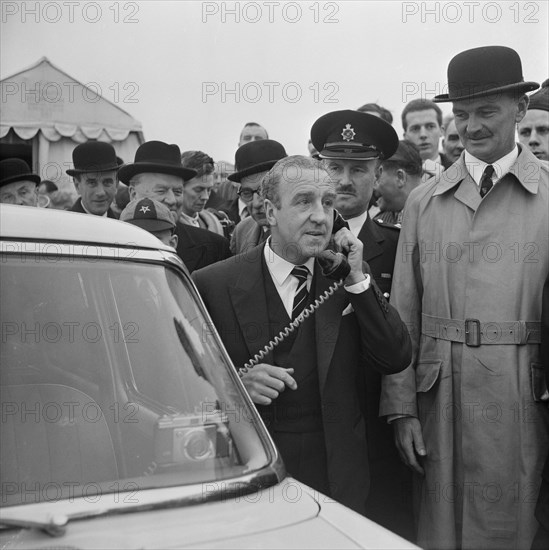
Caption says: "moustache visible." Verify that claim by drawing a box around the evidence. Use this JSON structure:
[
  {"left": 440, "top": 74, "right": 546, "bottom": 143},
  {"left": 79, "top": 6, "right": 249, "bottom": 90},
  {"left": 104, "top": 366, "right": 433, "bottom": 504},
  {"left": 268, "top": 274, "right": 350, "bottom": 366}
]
[
  {"left": 464, "top": 132, "right": 492, "bottom": 140},
  {"left": 336, "top": 185, "right": 356, "bottom": 195}
]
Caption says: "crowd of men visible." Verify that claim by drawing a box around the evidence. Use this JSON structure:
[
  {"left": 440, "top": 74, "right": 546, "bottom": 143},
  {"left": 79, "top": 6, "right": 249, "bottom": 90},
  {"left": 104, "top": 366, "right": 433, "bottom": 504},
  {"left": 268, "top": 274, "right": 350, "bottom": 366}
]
[{"left": 1, "top": 45, "right": 548, "bottom": 550}]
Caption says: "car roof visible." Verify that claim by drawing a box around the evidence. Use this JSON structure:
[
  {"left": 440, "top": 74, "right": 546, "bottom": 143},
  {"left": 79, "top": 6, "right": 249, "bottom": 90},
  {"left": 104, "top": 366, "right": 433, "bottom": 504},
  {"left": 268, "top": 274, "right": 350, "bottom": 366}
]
[{"left": 0, "top": 204, "right": 175, "bottom": 252}]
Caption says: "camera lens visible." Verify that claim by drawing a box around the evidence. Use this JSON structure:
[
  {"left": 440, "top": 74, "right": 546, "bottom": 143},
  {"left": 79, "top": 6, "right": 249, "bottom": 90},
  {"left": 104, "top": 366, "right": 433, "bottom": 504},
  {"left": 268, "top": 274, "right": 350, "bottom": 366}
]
[{"left": 182, "top": 429, "right": 213, "bottom": 461}]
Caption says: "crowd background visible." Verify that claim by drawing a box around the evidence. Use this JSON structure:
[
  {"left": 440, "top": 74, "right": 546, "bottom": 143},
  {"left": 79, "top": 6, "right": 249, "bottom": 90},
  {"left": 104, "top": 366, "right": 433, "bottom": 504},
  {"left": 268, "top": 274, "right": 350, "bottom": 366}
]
[{"left": 2, "top": 1, "right": 548, "bottom": 167}]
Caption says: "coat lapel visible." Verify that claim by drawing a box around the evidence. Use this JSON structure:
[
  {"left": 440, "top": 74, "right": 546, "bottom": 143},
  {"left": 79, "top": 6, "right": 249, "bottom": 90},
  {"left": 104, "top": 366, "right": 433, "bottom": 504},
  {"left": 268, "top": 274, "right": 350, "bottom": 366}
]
[
  {"left": 358, "top": 217, "right": 384, "bottom": 263},
  {"left": 228, "top": 245, "right": 272, "bottom": 362},
  {"left": 433, "top": 158, "right": 480, "bottom": 212},
  {"left": 313, "top": 266, "right": 348, "bottom": 394},
  {"left": 176, "top": 223, "right": 207, "bottom": 272}
]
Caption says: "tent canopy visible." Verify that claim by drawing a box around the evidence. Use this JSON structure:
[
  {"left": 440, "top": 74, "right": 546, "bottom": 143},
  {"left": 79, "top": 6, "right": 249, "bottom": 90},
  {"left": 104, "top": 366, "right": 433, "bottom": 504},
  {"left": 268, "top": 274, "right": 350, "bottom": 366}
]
[
  {"left": 1, "top": 56, "right": 143, "bottom": 142},
  {"left": 0, "top": 57, "right": 144, "bottom": 190}
]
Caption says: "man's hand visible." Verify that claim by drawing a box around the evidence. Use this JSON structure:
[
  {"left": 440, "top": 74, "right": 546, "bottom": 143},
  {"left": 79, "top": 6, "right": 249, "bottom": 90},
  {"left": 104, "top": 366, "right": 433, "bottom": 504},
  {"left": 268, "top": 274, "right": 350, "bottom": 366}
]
[
  {"left": 393, "top": 416, "right": 427, "bottom": 475},
  {"left": 332, "top": 227, "right": 365, "bottom": 285},
  {"left": 240, "top": 364, "right": 297, "bottom": 405}
]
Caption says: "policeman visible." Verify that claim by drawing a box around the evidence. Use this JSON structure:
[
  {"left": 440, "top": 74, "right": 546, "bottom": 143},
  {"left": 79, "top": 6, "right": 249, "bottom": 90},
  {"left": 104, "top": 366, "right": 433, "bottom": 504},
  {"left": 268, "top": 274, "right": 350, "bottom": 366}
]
[
  {"left": 310, "top": 109, "right": 414, "bottom": 540},
  {"left": 311, "top": 110, "right": 401, "bottom": 297}
]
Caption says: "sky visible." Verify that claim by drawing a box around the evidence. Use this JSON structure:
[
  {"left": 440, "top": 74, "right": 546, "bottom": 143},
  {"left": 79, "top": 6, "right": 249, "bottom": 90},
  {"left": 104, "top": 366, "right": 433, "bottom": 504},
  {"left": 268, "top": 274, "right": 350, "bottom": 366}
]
[{"left": 2, "top": 0, "right": 548, "bottom": 163}]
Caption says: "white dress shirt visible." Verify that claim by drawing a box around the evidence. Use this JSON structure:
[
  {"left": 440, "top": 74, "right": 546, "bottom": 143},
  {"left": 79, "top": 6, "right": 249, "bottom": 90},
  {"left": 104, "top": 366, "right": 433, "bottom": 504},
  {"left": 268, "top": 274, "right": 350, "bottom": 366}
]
[
  {"left": 346, "top": 210, "right": 368, "bottom": 238},
  {"left": 464, "top": 145, "right": 519, "bottom": 187},
  {"left": 263, "top": 239, "right": 370, "bottom": 318}
]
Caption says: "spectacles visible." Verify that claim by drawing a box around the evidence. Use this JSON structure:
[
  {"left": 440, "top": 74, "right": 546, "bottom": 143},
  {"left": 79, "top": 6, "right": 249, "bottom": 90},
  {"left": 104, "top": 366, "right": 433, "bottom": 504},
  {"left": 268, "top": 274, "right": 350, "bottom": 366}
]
[{"left": 237, "top": 188, "right": 261, "bottom": 201}]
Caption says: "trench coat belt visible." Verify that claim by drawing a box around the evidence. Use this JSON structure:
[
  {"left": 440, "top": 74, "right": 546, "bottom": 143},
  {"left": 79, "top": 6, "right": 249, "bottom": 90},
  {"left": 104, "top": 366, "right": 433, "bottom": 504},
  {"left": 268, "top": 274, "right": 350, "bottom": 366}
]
[{"left": 421, "top": 314, "right": 541, "bottom": 346}]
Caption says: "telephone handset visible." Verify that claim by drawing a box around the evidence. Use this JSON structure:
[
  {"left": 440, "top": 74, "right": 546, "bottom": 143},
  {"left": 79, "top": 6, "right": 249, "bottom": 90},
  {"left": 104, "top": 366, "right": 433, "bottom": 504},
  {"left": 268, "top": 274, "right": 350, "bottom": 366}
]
[
  {"left": 239, "top": 210, "right": 352, "bottom": 376},
  {"left": 317, "top": 210, "right": 352, "bottom": 281}
]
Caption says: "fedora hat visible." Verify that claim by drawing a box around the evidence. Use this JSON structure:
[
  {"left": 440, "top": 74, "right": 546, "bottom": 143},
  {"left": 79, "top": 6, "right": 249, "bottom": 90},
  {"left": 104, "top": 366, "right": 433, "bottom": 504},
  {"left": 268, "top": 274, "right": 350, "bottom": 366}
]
[
  {"left": 228, "top": 140, "right": 287, "bottom": 182},
  {"left": 0, "top": 158, "right": 40, "bottom": 188},
  {"left": 66, "top": 141, "right": 119, "bottom": 176},
  {"left": 118, "top": 141, "right": 197, "bottom": 184},
  {"left": 434, "top": 46, "right": 539, "bottom": 103},
  {"left": 311, "top": 110, "right": 399, "bottom": 161}
]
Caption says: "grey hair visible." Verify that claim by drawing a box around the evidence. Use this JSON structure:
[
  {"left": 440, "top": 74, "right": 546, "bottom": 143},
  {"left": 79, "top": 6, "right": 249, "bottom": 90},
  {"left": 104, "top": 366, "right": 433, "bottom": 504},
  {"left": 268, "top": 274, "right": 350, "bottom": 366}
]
[
  {"left": 128, "top": 173, "right": 148, "bottom": 187},
  {"left": 260, "top": 155, "right": 327, "bottom": 208}
]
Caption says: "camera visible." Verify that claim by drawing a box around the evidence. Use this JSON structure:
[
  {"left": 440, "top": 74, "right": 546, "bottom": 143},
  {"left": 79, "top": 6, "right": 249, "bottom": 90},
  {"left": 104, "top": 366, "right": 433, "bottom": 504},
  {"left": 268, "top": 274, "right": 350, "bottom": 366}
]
[{"left": 154, "top": 411, "right": 232, "bottom": 465}]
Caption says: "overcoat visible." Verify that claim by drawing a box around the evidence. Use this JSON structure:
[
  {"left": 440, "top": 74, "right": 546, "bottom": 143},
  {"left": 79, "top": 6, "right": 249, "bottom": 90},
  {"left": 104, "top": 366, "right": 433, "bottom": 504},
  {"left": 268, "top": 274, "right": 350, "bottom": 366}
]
[{"left": 380, "top": 146, "right": 549, "bottom": 549}]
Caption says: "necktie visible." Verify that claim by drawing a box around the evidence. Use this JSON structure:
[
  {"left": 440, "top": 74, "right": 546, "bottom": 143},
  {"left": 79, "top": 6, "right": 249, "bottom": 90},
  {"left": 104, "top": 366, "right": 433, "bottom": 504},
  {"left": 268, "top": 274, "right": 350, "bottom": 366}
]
[
  {"left": 479, "top": 165, "right": 495, "bottom": 198},
  {"left": 291, "top": 266, "right": 310, "bottom": 320}
]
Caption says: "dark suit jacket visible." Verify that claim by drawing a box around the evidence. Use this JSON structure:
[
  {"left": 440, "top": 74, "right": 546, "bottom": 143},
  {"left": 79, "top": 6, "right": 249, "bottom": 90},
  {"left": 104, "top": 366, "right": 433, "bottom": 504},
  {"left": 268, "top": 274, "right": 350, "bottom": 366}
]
[
  {"left": 192, "top": 244, "right": 411, "bottom": 513},
  {"left": 357, "top": 215, "right": 414, "bottom": 538},
  {"left": 175, "top": 222, "right": 231, "bottom": 273},
  {"left": 440, "top": 153, "right": 453, "bottom": 170},
  {"left": 358, "top": 216, "right": 400, "bottom": 297},
  {"left": 70, "top": 197, "right": 118, "bottom": 219}
]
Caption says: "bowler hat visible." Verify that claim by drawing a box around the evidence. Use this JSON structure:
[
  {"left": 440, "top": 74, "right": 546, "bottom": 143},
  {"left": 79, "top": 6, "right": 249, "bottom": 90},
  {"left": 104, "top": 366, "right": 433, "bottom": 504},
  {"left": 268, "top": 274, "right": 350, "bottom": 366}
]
[
  {"left": 120, "top": 197, "right": 175, "bottom": 233},
  {"left": 434, "top": 46, "right": 539, "bottom": 103},
  {"left": 0, "top": 158, "right": 40, "bottom": 188},
  {"left": 311, "top": 110, "right": 398, "bottom": 160},
  {"left": 118, "top": 141, "right": 197, "bottom": 184},
  {"left": 228, "top": 140, "right": 287, "bottom": 182},
  {"left": 66, "top": 141, "right": 119, "bottom": 176}
]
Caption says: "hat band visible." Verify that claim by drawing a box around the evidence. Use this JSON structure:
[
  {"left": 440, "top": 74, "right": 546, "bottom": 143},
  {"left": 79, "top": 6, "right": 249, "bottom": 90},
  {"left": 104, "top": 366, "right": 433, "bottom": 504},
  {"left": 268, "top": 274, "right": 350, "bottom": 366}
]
[
  {"left": 135, "top": 157, "right": 181, "bottom": 166},
  {"left": 72, "top": 162, "right": 119, "bottom": 172},
  {"left": 448, "top": 80, "right": 525, "bottom": 98},
  {"left": 323, "top": 142, "right": 381, "bottom": 158}
]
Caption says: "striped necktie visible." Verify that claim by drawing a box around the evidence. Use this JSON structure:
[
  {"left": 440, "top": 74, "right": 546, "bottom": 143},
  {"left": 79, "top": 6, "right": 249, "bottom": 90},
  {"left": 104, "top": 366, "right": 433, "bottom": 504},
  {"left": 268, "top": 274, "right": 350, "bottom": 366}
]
[
  {"left": 480, "top": 165, "right": 495, "bottom": 198},
  {"left": 291, "top": 265, "right": 310, "bottom": 320}
]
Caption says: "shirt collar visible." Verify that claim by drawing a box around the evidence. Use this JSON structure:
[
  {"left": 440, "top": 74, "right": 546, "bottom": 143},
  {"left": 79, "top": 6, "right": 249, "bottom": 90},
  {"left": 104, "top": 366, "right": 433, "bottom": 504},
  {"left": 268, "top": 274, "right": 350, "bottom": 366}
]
[
  {"left": 464, "top": 145, "right": 519, "bottom": 186},
  {"left": 263, "top": 238, "right": 315, "bottom": 287},
  {"left": 238, "top": 198, "right": 249, "bottom": 219},
  {"left": 346, "top": 210, "right": 368, "bottom": 238},
  {"left": 81, "top": 200, "right": 108, "bottom": 217},
  {"left": 180, "top": 212, "right": 200, "bottom": 227}
]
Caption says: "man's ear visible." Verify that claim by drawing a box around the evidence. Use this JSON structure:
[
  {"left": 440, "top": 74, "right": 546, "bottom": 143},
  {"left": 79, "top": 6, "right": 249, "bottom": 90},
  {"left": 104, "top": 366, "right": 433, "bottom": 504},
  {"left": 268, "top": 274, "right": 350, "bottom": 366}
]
[
  {"left": 73, "top": 177, "right": 80, "bottom": 193},
  {"left": 128, "top": 184, "right": 136, "bottom": 200},
  {"left": 169, "top": 233, "right": 178, "bottom": 249},
  {"left": 264, "top": 198, "right": 277, "bottom": 226},
  {"left": 515, "top": 94, "right": 529, "bottom": 123},
  {"left": 396, "top": 169, "right": 407, "bottom": 188}
]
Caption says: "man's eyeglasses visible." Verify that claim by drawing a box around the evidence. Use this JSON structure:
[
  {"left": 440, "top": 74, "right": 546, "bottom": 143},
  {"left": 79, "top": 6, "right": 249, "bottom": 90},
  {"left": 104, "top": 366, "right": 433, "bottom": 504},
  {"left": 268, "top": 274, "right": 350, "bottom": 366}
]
[{"left": 237, "top": 188, "right": 261, "bottom": 201}]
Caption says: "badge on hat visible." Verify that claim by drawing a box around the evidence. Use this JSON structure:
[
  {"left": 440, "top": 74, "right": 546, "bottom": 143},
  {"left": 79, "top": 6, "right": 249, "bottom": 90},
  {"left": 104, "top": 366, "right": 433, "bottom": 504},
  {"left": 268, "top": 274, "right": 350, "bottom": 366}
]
[
  {"left": 341, "top": 124, "right": 356, "bottom": 142},
  {"left": 120, "top": 197, "right": 175, "bottom": 233}
]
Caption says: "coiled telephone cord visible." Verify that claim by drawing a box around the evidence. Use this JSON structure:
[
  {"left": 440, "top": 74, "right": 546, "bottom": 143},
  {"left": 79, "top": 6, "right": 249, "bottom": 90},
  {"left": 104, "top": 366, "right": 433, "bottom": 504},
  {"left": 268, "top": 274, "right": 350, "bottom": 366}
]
[{"left": 238, "top": 278, "right": 344, "bottom": 376}]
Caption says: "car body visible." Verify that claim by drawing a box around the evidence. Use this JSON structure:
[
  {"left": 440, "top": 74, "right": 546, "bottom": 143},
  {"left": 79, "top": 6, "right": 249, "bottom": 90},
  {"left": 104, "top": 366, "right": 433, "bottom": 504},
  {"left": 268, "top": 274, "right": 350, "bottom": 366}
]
[{"left": 0, "top": 205, "right": 418, "bottom": 549}]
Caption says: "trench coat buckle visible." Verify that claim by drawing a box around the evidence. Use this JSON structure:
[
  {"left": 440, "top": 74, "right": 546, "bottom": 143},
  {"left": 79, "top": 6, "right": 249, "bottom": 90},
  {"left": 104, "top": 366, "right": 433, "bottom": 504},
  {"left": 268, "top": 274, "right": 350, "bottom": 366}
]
[{"left": 464, "top": 318, "right": 481, "bottom": 347}]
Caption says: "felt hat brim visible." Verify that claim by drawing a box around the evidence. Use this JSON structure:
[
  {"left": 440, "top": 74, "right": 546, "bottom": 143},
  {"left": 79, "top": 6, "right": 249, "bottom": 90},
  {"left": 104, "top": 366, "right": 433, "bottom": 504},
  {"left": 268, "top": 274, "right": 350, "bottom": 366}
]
[
  {"left": 228, "top": 160, "right": 279, "bottom": 183},
  {"left": 434, "top": 81, "right": 539, "bottom": 103},
  {"left": 118, "top": 163, "right": 197, "bottom": 184},
  {"left": 1, "top": 173, "right": 41, "bottom": 187}
]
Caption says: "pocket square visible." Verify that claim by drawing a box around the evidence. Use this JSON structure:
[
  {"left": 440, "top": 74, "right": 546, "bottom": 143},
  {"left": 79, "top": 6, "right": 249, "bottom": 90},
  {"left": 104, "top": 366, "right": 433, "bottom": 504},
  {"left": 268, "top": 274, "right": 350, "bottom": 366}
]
[{"left": 342, "top": 303, "right": 354, "bottom": 316}]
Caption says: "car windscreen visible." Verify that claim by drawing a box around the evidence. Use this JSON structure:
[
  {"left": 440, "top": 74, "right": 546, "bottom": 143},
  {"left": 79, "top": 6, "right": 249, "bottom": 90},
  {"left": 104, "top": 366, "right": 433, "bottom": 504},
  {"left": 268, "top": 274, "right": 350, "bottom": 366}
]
[{"left": 1, "top": 255, "right": 272, "bottom": 507}]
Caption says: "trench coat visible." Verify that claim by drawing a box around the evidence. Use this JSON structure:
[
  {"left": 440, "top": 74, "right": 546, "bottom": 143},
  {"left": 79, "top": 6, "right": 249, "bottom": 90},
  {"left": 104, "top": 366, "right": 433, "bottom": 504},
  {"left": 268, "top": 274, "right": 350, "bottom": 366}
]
[{"left": 380, "top": 146, "right": 549, "bottom": 550}]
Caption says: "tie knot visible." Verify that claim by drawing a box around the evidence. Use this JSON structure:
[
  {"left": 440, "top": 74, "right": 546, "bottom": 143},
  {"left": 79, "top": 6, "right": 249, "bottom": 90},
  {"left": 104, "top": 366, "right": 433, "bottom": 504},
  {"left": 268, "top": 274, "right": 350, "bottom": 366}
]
[
  {"left": 483, "top": 165, "right": 495, "bottom": 179},
  {"left": 291, "top": 265, "right": 309, "bottom": 283}
]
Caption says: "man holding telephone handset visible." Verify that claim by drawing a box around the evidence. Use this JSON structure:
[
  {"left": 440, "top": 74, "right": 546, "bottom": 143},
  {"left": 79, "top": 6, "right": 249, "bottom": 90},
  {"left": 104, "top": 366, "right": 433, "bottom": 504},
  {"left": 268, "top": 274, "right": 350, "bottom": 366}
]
[{"left": 193, "top": 153, "right": 411, "bottom": 514}]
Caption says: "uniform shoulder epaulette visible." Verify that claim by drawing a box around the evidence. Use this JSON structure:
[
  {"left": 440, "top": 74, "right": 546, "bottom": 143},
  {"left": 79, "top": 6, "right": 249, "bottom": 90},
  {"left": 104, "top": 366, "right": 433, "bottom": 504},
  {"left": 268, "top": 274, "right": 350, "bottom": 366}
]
[{"left": 374, "top": 217, "right": 401, "bottom": 230}]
